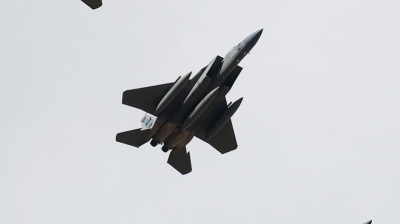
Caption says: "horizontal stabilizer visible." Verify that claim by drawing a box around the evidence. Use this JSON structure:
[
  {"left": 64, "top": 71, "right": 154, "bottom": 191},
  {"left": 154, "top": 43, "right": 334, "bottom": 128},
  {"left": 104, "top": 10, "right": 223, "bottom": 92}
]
[
  {"left": 116, "top": 128, "right": 151, "bottom": 148},
  {"left": 167, "top": 147, "right": 192, "bottom": 175}
]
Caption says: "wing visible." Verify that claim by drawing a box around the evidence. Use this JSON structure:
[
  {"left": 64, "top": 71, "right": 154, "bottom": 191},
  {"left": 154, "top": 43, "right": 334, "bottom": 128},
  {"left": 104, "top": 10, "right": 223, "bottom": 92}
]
[
  {"left": 121, "top": 66, "right": 207, "bottom": 115},
  {"left": 167, "top": 146, "right": 192, "bottom": 175},
  {"left": 82, "top": 0, "right": 102, "bottom": 9},
  {"left": 122, "top": 83, "right": 174, "bottom": 115},
  {"left": 194, "top": 98, "right": 238, "bottom": 154},
  {"left": 204, "top": 119, "right": 237, "bottom": 154}
]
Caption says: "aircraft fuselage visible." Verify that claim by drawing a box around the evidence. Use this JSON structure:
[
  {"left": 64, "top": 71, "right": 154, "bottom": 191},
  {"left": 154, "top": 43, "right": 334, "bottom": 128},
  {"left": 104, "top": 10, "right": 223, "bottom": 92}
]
[
  {"left": 150, "top": 29, "right": 263, "bottom": 152},
  {"left": 116, "top": 29, "right": 263, "bottom": 174}
]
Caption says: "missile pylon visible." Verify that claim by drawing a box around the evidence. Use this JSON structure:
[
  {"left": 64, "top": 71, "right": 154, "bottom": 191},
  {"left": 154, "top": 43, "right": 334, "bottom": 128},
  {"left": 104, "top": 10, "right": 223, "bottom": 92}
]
[
  {"left": 206, "top": 97, "right": 243, "bottom": 140},
  {"left": 181, "top": 87, "right": 220, "bottom": 130},
  {"left": 154, "top": 72, "right": 191, "bottom": 115}
]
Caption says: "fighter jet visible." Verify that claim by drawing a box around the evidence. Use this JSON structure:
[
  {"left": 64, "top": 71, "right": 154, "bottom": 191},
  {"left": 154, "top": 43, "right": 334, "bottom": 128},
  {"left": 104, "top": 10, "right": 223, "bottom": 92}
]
[
  {"left": 363, "top": 221, "right": 372, "bottom": 224},
  {"left": 116, "top": 29, "right": 263, "bottom": 174},
  {"left": 82, "top": 0, "right": 102, "bottom": 9}
]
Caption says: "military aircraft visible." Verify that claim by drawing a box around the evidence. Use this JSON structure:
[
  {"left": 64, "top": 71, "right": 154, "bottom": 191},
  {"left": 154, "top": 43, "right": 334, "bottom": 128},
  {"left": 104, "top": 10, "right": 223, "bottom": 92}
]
[
  {"left": 82, "top": 0, "right": 102, "bottom": 9},
  {"left": 363, "top": 221, "right": 372, "bottom": 224},
  {"left": 116, "top": 29, "right": 263, "bottom": 174}
]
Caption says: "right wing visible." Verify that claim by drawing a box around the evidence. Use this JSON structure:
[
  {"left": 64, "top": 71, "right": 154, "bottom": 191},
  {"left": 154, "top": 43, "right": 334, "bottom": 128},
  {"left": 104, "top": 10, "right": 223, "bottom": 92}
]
[
  {"left": 122, "top": 83, "right": 174, "bottom": 115},
  {"left": 121, "top": 66, "right": 207, "bottom": 115}
]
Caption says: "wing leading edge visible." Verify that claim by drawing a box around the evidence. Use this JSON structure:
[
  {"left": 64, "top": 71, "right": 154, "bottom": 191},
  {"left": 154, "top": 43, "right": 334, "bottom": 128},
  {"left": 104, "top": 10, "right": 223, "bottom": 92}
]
[{"left": 122, "top": 82, "right": 174, "bottom": 115}]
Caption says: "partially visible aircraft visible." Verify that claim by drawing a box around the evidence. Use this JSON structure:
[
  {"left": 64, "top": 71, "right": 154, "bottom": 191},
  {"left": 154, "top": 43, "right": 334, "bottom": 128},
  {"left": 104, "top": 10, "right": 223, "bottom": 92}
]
[
  {"left": 363, "top": 221, "right": 372, "bottom": 224},
  {"left": 82, "top": 0, "right": 102, "bottom": 9},
  {"left": 116, "top": 29, "right": 263, "bottom": 174}
]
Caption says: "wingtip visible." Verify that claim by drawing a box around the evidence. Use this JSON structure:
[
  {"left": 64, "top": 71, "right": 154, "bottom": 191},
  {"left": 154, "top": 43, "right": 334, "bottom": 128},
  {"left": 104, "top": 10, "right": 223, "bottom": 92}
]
[{"left": 82, "top": 0, "right": 102, "bottom": 9}]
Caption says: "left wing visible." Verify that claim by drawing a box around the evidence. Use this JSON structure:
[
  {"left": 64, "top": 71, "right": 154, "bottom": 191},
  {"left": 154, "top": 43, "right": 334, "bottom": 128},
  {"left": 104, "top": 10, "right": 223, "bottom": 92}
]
[
  {"left": 204, "top": 120, "right": 237, "bottom": 154},
  {"left": 122, "top": 83, "right": 174, "bottom": 115},
  {"left": 194, "top": 98, "right": 238, "bottom": 154}
]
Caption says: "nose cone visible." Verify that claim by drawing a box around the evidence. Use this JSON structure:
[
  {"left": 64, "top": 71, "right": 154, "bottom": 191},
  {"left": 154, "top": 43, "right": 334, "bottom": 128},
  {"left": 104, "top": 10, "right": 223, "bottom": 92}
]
[{"left": 242, "top": 29, "right": 263, "bottom": 51}]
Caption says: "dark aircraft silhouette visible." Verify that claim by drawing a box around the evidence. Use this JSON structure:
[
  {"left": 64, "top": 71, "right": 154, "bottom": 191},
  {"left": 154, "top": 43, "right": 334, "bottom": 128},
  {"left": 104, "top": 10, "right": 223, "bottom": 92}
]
[
  {"left": 363, "top": 221, "right": 372, "bottom": 224},
  {"left": 82, "top": 0, "right": 102, "bottom": 9},
  {"left": 116, "top": 29, "right": 263, "bottom": 174}
]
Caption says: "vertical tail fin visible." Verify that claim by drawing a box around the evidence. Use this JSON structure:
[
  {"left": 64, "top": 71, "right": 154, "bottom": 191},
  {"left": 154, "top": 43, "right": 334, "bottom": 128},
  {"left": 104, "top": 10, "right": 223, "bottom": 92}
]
[{"left": 167, "top": 147, "right": 192, "bottom": 175}]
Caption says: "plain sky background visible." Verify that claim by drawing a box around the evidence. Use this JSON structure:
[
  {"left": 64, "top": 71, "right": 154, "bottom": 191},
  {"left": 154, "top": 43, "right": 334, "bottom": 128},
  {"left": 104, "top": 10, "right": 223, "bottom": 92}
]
[{"left": 1, "top": 0, "right": 399, "bottom": 223}]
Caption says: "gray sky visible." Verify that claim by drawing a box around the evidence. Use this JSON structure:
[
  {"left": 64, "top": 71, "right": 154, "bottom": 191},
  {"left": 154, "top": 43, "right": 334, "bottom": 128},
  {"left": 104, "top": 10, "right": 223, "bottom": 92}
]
[{"left": 1, "top": 0, "right": 399, "bottom": 223}]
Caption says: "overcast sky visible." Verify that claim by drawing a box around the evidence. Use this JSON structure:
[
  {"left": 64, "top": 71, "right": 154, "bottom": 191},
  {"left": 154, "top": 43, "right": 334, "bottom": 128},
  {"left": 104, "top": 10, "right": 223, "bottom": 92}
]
[{"left": 1, "top": 0, "right": 399, "bottom": 223}]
